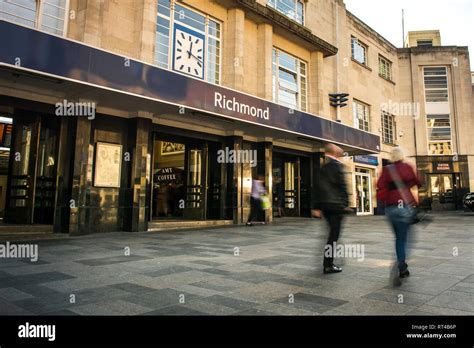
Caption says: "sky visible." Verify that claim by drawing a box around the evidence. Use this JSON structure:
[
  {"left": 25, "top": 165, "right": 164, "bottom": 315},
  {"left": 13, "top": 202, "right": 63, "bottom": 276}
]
[{"left": 344, "top": 0, "right": 474, "bottom": 69}]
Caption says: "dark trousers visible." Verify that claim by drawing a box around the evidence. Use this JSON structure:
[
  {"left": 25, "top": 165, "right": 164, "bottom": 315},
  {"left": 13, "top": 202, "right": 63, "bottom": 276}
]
[
  {"left": 248, "top": 197, "right": 261, "bottom": 223},
  {"left": 322, "top": 209, "right": 344, "bottom": 267}
]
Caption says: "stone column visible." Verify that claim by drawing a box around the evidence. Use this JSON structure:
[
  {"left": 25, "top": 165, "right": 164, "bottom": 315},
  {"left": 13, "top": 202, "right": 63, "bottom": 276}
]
[
  {"left": 310, "top": 152, "right": 325, "bottom": 210},
  {"left": 225, "top": 135, "right": 243, "bottom": 223},
  {"left": 257, "top": 23, "right": 273, "bottom": 100},
  {"left": 256, "top": 141, "right": 273, "bottom": 223},
  {"left": 309, "top": 51, "right": 325, "bottom": 116},
  {"left": 134, "top": 0, "right": 157, "bottom": 63},
  {"left": 126, "top": 117, "right": 152, "bottom": 232},
  {"left": 54, "top": 118, "right": 76, "bottom": 233},
  {"left": 69, "top": 117, "right": 93, "bottom": 235},
  {"left": 223, "top": 8, "right": 245, "bottom": 91}
]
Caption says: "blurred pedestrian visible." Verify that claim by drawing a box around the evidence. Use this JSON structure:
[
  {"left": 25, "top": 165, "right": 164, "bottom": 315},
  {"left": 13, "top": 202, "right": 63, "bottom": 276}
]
[
  {"left": 274, "top": 177, "right": 284, "bottom": 218},
  {"left": 377, "top": 147, "right": 422, "bottom": 286},
  {"left": 247, "top": 175, "right": 267, "bottom": 226},
  {"left": 315, "top": 143, "right": 351, "bottom": 274}
]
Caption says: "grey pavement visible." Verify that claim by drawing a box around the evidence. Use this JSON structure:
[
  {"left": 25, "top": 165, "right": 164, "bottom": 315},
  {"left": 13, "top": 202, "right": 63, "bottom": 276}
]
[{"left": 0, "top": 212, "right": 473, "bottom": 316}]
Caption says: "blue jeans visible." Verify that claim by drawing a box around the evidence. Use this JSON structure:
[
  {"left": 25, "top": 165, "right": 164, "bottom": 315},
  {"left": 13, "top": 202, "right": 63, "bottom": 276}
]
[{"left": 385, "top": 205, "right": 414, "bottom": 272}]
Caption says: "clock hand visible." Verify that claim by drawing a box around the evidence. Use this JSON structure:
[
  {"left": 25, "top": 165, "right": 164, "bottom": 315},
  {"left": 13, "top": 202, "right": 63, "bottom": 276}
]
[
  {"left": 187, "top": 42, "right": 193, "bottom": 59},
  {"left": 189, "top": 52, "right": 202, "bottom": 63}
]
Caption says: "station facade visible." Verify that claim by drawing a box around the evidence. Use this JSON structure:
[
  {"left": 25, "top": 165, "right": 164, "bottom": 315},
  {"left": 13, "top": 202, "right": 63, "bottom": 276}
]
[{"left": 0, "top": 0, "right": 472, "bottom": 235}]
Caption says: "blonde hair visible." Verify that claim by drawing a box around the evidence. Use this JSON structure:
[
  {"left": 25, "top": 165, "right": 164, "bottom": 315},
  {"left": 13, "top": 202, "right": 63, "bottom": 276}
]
[{"left": 391, "top": 147, "right": 405, "bottom": 162}]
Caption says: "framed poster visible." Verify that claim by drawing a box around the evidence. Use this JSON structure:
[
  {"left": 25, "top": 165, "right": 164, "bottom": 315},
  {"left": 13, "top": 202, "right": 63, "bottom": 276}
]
[
  {"left": 160, "top": 141, "right": 184, "bottom": 156},
  {"left": 94, "top": 142, "right": 122, "bottom": 188}
]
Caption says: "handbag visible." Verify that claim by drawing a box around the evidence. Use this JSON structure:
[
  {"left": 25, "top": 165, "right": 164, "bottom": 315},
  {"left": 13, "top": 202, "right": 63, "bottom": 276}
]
[
  {"left": 387, "top": 165, "right": 419, "bottom": 224},
  {"left": 260, "top": 194, "right": 271, "bottom": 210}
]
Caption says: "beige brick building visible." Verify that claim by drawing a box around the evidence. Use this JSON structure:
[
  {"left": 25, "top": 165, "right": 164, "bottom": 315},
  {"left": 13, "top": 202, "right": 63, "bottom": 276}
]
[{"left": 0, "top": 0, "right": 472, "bottom": 234}]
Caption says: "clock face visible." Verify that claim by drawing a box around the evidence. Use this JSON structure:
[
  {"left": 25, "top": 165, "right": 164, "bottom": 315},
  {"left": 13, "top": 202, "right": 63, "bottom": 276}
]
[{"left": 173, "top": 24, "right": 205, "bottom": 79}]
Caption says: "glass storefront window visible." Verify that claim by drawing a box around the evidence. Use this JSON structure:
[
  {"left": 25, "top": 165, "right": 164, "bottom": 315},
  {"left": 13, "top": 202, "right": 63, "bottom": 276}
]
[{"left": 152, "top": 140, "right": 186, "bottom": 218}]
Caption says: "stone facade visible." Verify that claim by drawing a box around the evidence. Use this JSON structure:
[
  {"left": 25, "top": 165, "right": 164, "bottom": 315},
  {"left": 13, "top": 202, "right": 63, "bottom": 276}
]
[{"left": 0, "top": 0, "right": 472, "bottom": 224}]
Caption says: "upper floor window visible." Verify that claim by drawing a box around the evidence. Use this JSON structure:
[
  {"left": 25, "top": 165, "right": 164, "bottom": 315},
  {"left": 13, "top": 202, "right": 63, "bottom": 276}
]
[
  {"left": 351, "top": 37, "right": 368, "bottom": 65},
  {"left": 427, "top": 114, "right": 452, "bottom": 155},
  {"left": 424, "top": 67, "right": 448, "bottom": 103},
  {"left": 0, "top": 0, "right": 68, "bottom": 36},
  {"left": 268, "top": 0, "right": 304, "bottom": 25},
  {"left": 155, "top": 0, "right": 221, "bottom": 84},
  {"left": 379, "top": 55, "right": 392, "bottom": 81},
  {"left": 417, "top": 40, "right": 433, "bottom": 47},
  {"left": 272, "top": 48, "right": 307, "bottom": 112},
  {"left": 381, "top": 111, "right": 396, "bottom": 145},
  {"left": 353, "top": 100, "right": 370, "bottom": 132}
]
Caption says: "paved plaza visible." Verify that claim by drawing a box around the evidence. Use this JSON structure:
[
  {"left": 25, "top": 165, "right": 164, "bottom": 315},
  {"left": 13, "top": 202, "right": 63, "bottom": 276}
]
[{"left": 0, "top": 212, "right": 473, "bottom": 316}]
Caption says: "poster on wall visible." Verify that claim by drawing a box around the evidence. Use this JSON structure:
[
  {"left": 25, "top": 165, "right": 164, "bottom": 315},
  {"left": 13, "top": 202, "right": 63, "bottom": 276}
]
[{"left": 94, "top": 142, "right": 122, "bottom": 188}]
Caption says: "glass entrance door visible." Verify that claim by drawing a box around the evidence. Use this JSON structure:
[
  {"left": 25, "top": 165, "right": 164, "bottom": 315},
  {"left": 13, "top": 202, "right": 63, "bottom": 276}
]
[
  {"left": 283, "top": 160, "right": 299, "bottom": 217},
  {"left": 355, "top": 172, "right": 372, "bottom": 215},
  {"left": 183, "top": 143, "right": 207, "bottom": 220},
  {"left": 4, "top": 114, "right": 59, "bottom": 224},
  {"left": 34, "top": 119, "right": 59, "bottom": 224},
  {"left": 4, "top": 115, "right": 39, "bottom": 224},
  {"left": 429, "top": 173, "right": 459, "bottom": 205}
]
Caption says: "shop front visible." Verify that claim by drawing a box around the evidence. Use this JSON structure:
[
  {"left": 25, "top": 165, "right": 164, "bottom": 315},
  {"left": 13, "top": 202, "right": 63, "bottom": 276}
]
[
  {"left": 0, "top": 20, "right": 381, "bottom": 234},
  {"left": 416, "top": 156, "right": 469, "bottom": 210},
  {"left": 352, "top": 155, "right": 378, "bottom": 216}
]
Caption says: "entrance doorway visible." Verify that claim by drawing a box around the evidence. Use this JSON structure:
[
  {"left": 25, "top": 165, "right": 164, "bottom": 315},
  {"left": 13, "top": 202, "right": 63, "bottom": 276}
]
[
  {"left": 3, "top": 113, "right": 59, "bottom": 224},
  {"left": 355, "top": 168, "right": 373, "bottom": 215},
  {"left": 429, "top": 173, "right": 461, "bottom": 206},
  {"left": 272, "top": 153, "right": 310, "bottom": 217},
  {"left": 151, "top": 136, "right": 224, "bottom": 221}
]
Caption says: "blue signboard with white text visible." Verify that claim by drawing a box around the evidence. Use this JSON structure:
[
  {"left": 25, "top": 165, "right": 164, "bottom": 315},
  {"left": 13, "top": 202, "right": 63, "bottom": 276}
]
[{"left": 0, "top": 20, "right": 381, "bottom": 153}]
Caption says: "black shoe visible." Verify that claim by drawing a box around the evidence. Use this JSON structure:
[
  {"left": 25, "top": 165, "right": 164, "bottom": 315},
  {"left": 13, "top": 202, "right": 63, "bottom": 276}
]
[
  {"left": 399, "top": 269, "right": 410, "bottom": 278},
  {"left": 323, "top": 265, "right": 342, "bottom": 274}
]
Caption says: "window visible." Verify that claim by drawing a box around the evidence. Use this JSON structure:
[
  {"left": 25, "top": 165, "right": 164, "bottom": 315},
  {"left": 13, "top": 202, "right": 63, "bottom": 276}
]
[
  {"left": 272, "top": 48, "right": 307, "bottom": 112},
  {"left": 427, "top": 114, "right": 452, "bottom": 155},
  {"left": 353, "top": 100, "right": 370, "bottom": 132},
  {"left": 379, "top": 55, "right": 392, "bottom": 81},
  {"left": 381, "top": 111, "right": 396, "bottom": 145},
  {"left": 424, "top": 67, "right": 448, "bottom": 102},
  {"left": 268, "top": 0, "right": 304, "bottom": 25},
  {"left": 417, "top": 40, "right": 433, "bottom": 47},
  {"left": 155, "top": 0, "right": 221, "bottom": 84},
  {"left": 0, "top": 0, "right": 68, "bottom": 36},
  {"left": 351, "top": 37, "right": 367, "bottom": 65}
]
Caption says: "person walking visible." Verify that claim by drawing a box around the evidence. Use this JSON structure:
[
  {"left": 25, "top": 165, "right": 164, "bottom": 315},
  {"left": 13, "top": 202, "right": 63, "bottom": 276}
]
[
  {"left": 247, "top": 175, "right": 267, "bottom": 226},
  {"left": 377, "top": 147, "right": 421, "bottom": 286},
  {"left": 315, "top": 143, "right": 350, "bottom": 274}
]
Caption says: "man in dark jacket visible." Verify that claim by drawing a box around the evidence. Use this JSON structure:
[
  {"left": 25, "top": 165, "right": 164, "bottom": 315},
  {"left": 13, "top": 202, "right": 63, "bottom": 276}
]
[{"left": 316, "top": 143, "right": 350, "bottom": 274}]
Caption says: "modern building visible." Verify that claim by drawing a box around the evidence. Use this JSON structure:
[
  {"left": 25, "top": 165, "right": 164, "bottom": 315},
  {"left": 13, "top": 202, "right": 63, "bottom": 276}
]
[
  {"left": 0, "top": 0, "right": 472, "bottom": 235},
  {"left": 399, "top": 30, "right": 474, "bottom": 210}
]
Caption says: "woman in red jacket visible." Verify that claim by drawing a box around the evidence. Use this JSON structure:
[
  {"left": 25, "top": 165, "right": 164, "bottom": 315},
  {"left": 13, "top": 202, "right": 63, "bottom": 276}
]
[{"left": 377, "top": 147, "right": 422, "bottom": 285}]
